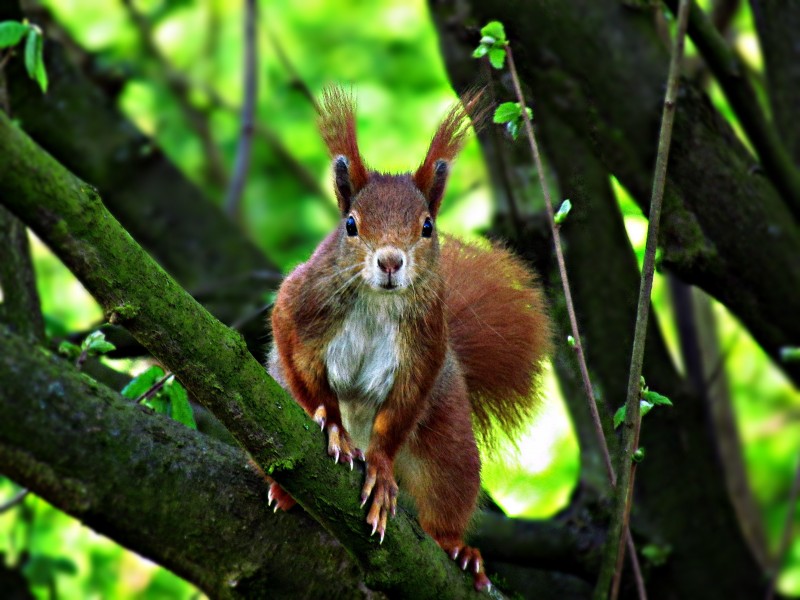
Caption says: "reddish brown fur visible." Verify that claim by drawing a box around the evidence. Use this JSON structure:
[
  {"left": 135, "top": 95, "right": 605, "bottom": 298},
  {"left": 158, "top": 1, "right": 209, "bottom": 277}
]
[
  {"left": 268, "top": 88, "right": 550, "bottom": 591},
  {"left": 441, "top": 237, "right": 553, "bottom": 441}
]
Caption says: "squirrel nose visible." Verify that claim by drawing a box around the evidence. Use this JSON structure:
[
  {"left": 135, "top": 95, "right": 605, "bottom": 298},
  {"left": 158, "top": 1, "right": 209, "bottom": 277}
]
[{"left": 376, "top": 250, "right": 404, "bottom": 274}]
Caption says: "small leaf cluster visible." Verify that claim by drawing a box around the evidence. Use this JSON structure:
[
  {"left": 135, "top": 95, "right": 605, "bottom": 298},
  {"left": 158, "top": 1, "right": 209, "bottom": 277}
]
[
  {"left": 554, "top": 199, "right": 572, "bottom": 225},
  {"left": 0, "top": 20, "right": 48, "bottom": 92},
  {"left": 58, "top": 330, "right": 116, "bottom": 361},
  {"left": 472, "top": 21, "right": 507, "bottom": 69},
  {"left": 493, "top": 102, "right": 533, "bottom": 140},
  {"left": 122, "top": 366, "right": 197, "bottom": 430},
  {"left": 613, "top": 382, "right": 673, "bottom": 429}
]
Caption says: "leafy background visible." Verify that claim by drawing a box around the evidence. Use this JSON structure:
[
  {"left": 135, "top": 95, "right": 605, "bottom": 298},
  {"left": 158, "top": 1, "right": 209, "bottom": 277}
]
[{"left": 0, "top": 0, "right": 798, "bottom": 597}]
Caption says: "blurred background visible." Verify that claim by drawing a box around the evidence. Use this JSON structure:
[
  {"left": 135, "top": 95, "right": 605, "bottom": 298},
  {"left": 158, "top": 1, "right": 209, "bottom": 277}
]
[{"left": 0, "top": 0, "right": 798, "bottom": 597}]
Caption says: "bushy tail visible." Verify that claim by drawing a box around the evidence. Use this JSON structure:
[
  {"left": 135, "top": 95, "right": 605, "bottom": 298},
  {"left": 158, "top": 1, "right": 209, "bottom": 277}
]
[{"left": 441, "top": 236, "right": 552, "bottom": 442}]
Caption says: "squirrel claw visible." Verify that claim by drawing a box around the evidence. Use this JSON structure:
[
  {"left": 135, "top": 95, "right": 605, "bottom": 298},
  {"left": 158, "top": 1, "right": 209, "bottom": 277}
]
[
  {"left": 362, "top": 460, "right": 398, "bottom": 544},
  {"left": 325, "top": 422, "right": 363, "bottom": 468},
  {"left": 438, "top": 541, "right": 490, "bottom": 591}
]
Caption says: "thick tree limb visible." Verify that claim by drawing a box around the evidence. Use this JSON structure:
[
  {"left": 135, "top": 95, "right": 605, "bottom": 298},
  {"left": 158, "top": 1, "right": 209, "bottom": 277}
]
[
  {"left": 663, "top": 0, "right": 800, "bottom": 219},
  {"left": 431, "top": 0, "right": 800, "bottom": 387},
  {"left": 0, "top": 111, "right": 492, "bottom": 599},
  {"left": 0, "top": 325, "right": 372, "bottom": 599}
]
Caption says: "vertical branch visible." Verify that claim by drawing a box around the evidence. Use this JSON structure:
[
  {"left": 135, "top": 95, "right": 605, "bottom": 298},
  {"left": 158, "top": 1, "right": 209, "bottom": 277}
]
[
  {"left": 503, "top": 46, "right": 647, "bottom": 598},
  {"left": 597, "top": 1, "right": 692, "bottom": 598},
  {"left": 224, "top": 0, "right": 259, "bottom": 220}
]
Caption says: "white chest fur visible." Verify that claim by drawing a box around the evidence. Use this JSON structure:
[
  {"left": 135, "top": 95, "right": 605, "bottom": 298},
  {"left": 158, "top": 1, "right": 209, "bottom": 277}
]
[{"left": 325, "top": 296, "right": 402, "bottom": 446}]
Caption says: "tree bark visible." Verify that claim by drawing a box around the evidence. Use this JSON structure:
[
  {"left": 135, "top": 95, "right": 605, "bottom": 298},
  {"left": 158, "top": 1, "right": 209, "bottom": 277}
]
[{"left": 0, "top": 325, "right": 373, "bottom": 600}]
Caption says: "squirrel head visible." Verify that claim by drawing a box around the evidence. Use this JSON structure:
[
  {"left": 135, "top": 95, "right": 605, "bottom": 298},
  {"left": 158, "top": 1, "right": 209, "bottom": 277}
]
[{"left": 318, "top": 87, "right": 484, "bottom": 293}]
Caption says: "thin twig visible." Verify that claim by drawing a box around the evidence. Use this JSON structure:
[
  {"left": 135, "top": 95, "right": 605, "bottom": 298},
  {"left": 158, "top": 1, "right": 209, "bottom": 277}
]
[
  {"left": 503, "top": 46, "right": 647, "bottom": 598},
  {"left": 135, "top": 372, "right": 174, "bottom": 404},
  {"left": 224, "top": 0, "right": 259, "bottom": 220},
  {"left": 598, "top": 1, "right": 692, "bottom": 598},
  {"left": 265, "top": 24, "right": 321, "bottom": 115},
  {"left": 765, "top": 455, "right": 800, "bottom": 600},
  {"left": 0, "top": 488, "right": 29, "bottom": 513}
]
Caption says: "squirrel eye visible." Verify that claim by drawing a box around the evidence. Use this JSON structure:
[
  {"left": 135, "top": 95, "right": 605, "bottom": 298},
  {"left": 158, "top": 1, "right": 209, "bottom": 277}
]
[
  {"left": 421, "top": 217, "right": 433, "bottom": 238},
  {"left": 345, "top": 215, "right": 358, "bottom": 237}
]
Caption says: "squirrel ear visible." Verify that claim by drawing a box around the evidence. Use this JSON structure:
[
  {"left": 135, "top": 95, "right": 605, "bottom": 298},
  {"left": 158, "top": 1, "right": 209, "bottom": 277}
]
[
  {"left": 413, "top": 89, "right": 486, "bottom": 218},
  {"left": 319, "top": 87, "right": 370, "bottom": 215},
  {"left": 333, "top": 155, "right": 355, "bottom": 214}
]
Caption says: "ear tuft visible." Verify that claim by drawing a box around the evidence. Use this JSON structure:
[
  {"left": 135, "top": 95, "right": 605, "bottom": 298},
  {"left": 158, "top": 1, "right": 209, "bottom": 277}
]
[
  {"left": 319, "top": 87, "right": 370, "bottom": 214},
  {"left": 413, "top": 88, "right": 487, "bottom": 217}
]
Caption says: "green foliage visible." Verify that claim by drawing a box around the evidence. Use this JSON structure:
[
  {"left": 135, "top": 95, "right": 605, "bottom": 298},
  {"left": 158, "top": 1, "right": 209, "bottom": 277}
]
[
  {"left": 641, "top": 543, "right": 672, "bottom": 567},
  {"left": 472, "top": 21, "right": 507, "bottom": 69},
  {"left": 122, "top": 366, "right": 197, "bottom": 429},
  {"left": 80, "top": 330, "right": 115, "bottom": 356},
  {"left": 492, "top": 101, "right": 532, "bottom": 140},
  {"left": 554, "top": 199, "right": 572, "bottom": 225},
  {"left": 0, "top": 21, "right": 29, "bottom": 48},
  {"left": 0, "top": 20, "right": 47, "bottom": 92},
  {"left": 613, "top": 384, "right": 673, "bottom": 429}
]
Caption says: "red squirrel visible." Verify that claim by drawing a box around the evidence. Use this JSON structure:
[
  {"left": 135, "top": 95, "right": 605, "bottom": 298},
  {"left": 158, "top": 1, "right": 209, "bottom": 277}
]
[{"left": 266, "top": 87, "right": 551, "bottom": 591}]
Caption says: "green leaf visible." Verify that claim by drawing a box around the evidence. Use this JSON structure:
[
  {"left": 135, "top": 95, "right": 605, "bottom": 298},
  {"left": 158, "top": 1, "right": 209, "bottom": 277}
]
[
  {"left": 165, "top": 380, "right": 197, "bottom": 429},
  {"left": 121, "top": 366, "right": 165, "bottom": 399},
  {"left": 23, "top": 27, "right": 47, "bottom": 93},
  {"left": 642, "top": 390, "right": 672, "bottom": 406},
  {"left": 472, "top": 44, "right": 489, "bottom": 58},
  {"left": 613, "top": 406, "right": 626, "bottom": 429},
  {"left": 488, "top": 47, "right": 506, "bottom": 69},
  {"left": 566, "top": 335, "right": 576, "bottom": 347},
  {"left": 506, "top": 120, "right": 520, "bottom": 140},
  {"left": 554, "top": 199, "right": 573, "bottom": 224},
  {"left": 493, "top": 102, "right": 521, "bottom": 124},
  {"left": 145, "top": 395, "right": 169, "bottom": 415},
  {"left": 81, "top": 330, "right": 116, "bottom": 356},
  {"left": 640, "top": 400, "right": 654, "bottom": 418},
  {"left": 641, "top": 544, "right": 672, "bottom": 566},
  {"left": 632, "top": 447, "right": 646, "bottom": 463},
  {"left": 0, "top": 21, "right": 29, "bottom": 48},
  {"left": 24, "top": 28, "right": 37, "bottom": 79},
  {"left": 780, "top": 346, "right": 800, "bottom": 362},
  {"left": 481, "top": 21, "right": 506, "bottom": 44},
  {"left": 57, "top": 341, "right": 81, "bottom": 360}
]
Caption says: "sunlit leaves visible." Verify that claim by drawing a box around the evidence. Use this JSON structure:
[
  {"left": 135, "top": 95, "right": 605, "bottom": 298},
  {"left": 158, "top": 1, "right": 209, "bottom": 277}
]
[
  {"left": 473, "top": 21, "right": 507, "bottom": 69},
  {"left": 0, "top": 20, "right": 48, "bottom": 93},
  {"left": 122, "top": 366, "right": 197, "bottom": 429},
  {"left": 492, "top": 101, "right": 532, "bottom": 140}
]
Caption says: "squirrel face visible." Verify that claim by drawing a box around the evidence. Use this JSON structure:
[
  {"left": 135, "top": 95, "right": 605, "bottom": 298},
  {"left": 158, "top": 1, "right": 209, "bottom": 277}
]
[{"left": 339, "top": 175, "right": 439, "bottom": 294}]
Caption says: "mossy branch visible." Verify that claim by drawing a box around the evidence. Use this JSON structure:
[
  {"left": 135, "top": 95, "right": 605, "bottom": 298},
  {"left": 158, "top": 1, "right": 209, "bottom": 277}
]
[
  {"left": 0, "top": 325, "right": 368, "bottom": 599},
  {"left": 0, "top": 110, "right": 491, "bottom": 600}
]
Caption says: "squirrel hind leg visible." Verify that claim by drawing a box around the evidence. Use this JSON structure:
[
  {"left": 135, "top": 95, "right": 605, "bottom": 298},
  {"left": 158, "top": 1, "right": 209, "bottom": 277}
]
[{"left": 397, "top": 382, "right": 490, "bottom": 590}]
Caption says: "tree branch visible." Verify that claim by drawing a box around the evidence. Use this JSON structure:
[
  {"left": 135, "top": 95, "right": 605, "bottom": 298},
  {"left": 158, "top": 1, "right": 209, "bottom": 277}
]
[
  {"left": 0, "top": 325, "right": 373, "bottom": 599},
  {"left": 0, "top": 110, "right": 496, "bottom": 599},
  {"left": 663, "top": 0, "right": 800, "bottom": 220}
]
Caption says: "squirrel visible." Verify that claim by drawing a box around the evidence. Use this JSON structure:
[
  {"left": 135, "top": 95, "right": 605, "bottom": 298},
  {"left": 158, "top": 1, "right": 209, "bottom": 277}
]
[{"left": 266, "top": 87, "right": 552, "bottom": 591}]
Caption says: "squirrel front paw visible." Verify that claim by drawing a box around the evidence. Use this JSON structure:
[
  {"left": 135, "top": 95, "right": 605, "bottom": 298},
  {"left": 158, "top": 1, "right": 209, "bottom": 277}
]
[
  {"left": 360, "top": 458, "right": 398, "bottom": 544},
  {"left": 313, "top": 404, "right": 364, "bottom": 468}
]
